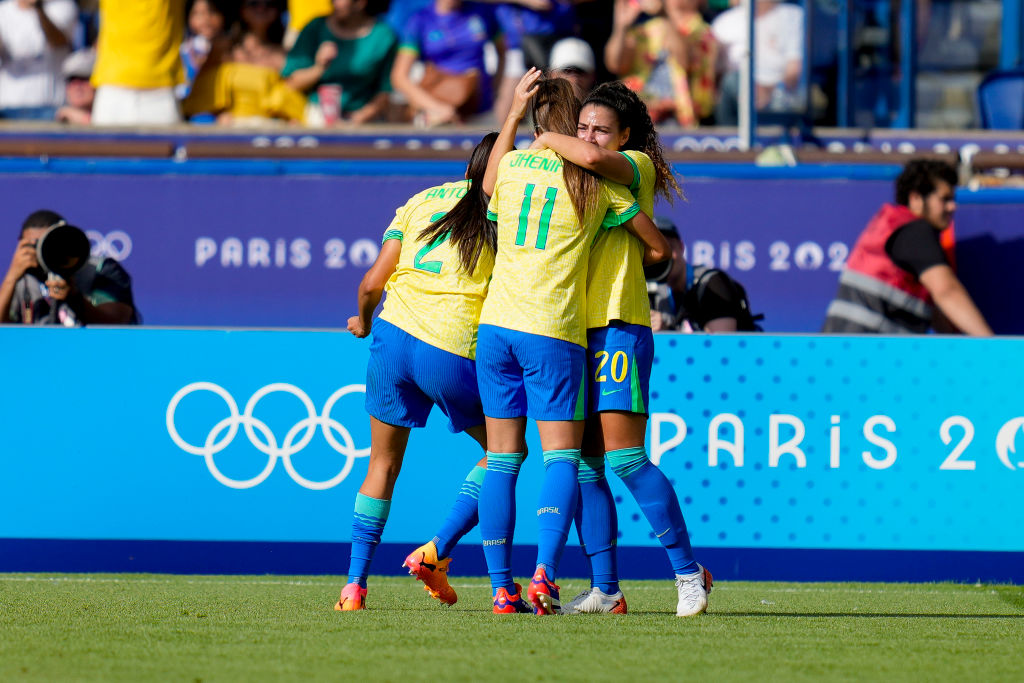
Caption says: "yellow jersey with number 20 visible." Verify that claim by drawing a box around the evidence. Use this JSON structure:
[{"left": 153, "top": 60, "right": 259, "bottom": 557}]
[
  {"left": 482, "top": 148, "right": 640, "bottom": 348},
  {"left": 586, "top": 149, "right": 657, "bottom": 329},
  {"left": 378, "top": 180, "right": 494, "bottom": 360}
]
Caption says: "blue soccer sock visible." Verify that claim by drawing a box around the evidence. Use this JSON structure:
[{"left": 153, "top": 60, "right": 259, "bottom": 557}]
[
  {"left": 535, "top": 449, "right": 581, "bottom": 580},
  {"left": 432, "top": 464, "right": 486, "bottom": 559},
  {"left": 577, "top": 454, "right": 619, "bottom": 594},
  {"left": 346, "top": 493, "right": 392, "bottom": 588},
  {"left": 478, "top": 451, "right": 525, "bottom": 594},
  {"left": 572, "top": 492, "right": 593, "bottom": 585},
  {"left": 607, "top": 446, "right": 699, "bottom": 576}
]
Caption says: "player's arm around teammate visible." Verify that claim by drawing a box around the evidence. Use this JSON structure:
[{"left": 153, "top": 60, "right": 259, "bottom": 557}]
[
  {"left": 476, "top": 78, "right": 651, "bottom": 615},
  {"left": 538, "top": 82, "right": 712, "bottom": 617},
  {"left": 484, "top": 68, "right": 669, "bottom": 268}
]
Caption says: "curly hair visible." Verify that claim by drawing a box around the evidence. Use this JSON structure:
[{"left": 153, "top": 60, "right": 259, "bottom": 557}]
[
  {"left": 582, "top": 81, "right": 684, "bottom": 202},
  {"left": 895, "top": 159, "right": 958, "bottom": 206}
]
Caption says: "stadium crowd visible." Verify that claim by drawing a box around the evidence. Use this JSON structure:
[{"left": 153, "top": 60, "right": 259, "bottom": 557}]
[{"left": 0, "top": 0, "right": 807, "bottom": 128}]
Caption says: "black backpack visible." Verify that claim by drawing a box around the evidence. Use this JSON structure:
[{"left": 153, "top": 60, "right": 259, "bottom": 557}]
[{"left": 684, "top": 267, "right": 764, "bottom": 332}]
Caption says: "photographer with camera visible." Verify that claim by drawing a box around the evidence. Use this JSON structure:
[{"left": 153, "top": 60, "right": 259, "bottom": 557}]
[
  {"left": 1, "top": 209, "right": 138, "bottom": 326},
  {"left": 647, "top": 217, "right": 762, "bottom": 332}
]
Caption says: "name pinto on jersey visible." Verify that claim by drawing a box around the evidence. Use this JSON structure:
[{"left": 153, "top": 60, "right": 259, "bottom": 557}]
[{"left": 423, "top": 185, "right": 468, "bottom": 201}]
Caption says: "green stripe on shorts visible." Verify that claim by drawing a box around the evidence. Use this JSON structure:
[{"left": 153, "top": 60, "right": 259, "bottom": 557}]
[
  {"left": 630, "top": 356, "right": 645, "bottom": 413},
  {"left": 574, "top": 369, "right": 587, "bottom": 421}
]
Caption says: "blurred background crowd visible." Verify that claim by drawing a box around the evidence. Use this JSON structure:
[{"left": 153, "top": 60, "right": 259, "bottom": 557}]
[{"left": 0, "top": 0, "right": 1008, "bottom": 130}]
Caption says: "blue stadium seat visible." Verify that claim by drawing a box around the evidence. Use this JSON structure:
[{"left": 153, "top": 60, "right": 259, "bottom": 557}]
[{"left": 976, "top": 70, "right": 1024, "bottom": 129}]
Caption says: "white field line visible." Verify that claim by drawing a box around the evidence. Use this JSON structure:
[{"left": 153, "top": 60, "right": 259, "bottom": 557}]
[{"left": 0, "top": 575, "right": 1005, "bottom": 597}]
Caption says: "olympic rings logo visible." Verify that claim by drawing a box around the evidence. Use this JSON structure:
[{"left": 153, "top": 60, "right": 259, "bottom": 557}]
[
  {"left": 166, "top": 382, "right": 370, "bottom": 490},
  {"left": 86, "top": 230, "right": 132, "bottom": 261}
]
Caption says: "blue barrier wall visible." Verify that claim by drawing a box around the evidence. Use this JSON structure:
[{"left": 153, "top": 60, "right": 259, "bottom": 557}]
[
  {"left": 1, "top": 160, "right": 1019, "bottom": 332},
  {"left": 1, "top": 328, "right": 1021, "bottom": 582},
  {"left": 0, "top": 161, "right": 890, "bottom": 332}
]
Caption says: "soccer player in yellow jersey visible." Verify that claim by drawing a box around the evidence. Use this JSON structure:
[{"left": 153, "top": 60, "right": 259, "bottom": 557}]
[
  {"left": 476, "top": 75, "right": 670, "bottom": 615},
  {"left": 334, "top": 133, "right": 533, "bottom": 613},
  {"left": 533, "top": 81, "right": 713, "bottom": 616}
]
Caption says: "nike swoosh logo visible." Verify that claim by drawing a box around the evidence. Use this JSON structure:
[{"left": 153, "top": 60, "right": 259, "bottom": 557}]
[
  {"left": 601, "top": 388, "right": 624, "bottom": 396},
  {"left": 655, "top": 528, "right": 671, "bottom": 538}
]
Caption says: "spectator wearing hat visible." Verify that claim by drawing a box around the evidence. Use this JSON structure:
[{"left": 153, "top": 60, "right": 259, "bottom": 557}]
[
  {"left": 0, "top": 0, "right": 78, "bottom": 121},
  {"left": 548, "top": 37, "right": 596, "bottom": 99},
  {"left": 56, "top": 48, "right": 95, "bottom": 124},
  {"left": 605, "top": 0, "right": 716, "bottom": 128},
  {"left": 491, "top": 0, "right": 574, "bottom": 118}
]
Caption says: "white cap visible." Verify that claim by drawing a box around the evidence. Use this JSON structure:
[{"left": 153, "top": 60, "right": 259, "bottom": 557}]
[
  {"left": 62, "top": 48, "right": 96, "bottom": 80},
  {"left": 549, "top": 38, "right": 595, "bottom": 74}
]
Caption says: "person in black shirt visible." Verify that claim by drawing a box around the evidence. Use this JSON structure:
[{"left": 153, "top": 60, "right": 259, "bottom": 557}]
[
  {"left": 822, "top": 159, "right": 991, "bottom": 336},
  {"left": 0, "top": 209, "right": 138, "bottom": 326}
]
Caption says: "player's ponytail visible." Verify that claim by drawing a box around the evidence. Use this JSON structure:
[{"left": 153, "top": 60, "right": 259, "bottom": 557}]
[
  {"left": 529, "top": 78, "right": 601, "bottom": 225},
  {"left": 418, "top": 132, "right": 499, "bottom": 274},
  {"left": 583, "top": 81, "right": 684, "bottom": 202}
]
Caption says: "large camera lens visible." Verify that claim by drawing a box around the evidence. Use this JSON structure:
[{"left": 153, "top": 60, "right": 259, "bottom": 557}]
[
  {"left": 36, "top": 222, "right": 91, "bottom": 276},
  {"left": 644, "top": 257, "right": 673, "bottom": 283}
]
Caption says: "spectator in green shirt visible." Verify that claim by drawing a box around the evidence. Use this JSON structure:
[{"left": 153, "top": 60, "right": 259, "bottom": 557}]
[{"left": 282, "top": 0, "right": 397, "bottom": 126}]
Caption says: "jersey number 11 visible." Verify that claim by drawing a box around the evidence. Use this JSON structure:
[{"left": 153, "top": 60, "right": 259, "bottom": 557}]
[{"left": 515, "top": 184, "right": 558, "bottom": 250}]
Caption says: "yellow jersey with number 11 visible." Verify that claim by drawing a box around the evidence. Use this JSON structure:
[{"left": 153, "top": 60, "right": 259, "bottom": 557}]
[
  {"left": 482, "top": 148, "right": 640, "bottom": 348},
  {"left": 378, "top": 180, "right": 494, "bottom": 360}
]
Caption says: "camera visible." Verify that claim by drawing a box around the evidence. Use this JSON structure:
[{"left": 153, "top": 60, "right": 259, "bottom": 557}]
[
  {"left": 35, "top": 221, "right": 91, "bottom": 278},
  {"left": 643, "top": 256, "right": 673, "bottom": 284}
]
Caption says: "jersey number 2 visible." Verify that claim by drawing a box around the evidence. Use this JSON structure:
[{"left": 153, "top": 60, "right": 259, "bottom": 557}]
[
  {"left": 413, "top": 212, "right": 448, "bottom": 273},
  {"left": 515, "top": 184, "right": 557, "bottom": 250}
]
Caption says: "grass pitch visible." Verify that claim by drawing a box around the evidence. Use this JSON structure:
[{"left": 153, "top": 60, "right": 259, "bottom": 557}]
[{"left": 1, "top": 574, "right": 1022, "bottom": 682}]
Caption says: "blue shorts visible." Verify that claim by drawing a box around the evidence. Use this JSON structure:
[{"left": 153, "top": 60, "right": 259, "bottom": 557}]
[
  {"left": 587, "top": 321, "right": 653, "bottom": 415},
  {"left": 476, "top": 324, "right": 586, "bottom": 421},
  {"left": 365, "top": 319, "right": 484, "bottom": 433}
]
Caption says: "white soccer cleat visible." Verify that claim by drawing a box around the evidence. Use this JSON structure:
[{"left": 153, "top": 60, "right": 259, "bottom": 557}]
[
  {"left": 675, "top": 564, "right": 712, "bottom": 617},
  {"left": 562, "top": 587, "right": 628, "bottom": 615}
]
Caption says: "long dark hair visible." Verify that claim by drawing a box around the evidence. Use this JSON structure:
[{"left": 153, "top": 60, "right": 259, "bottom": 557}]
[
  {"left": 417, "top": 132, "right": 499, "bottom": 274},
  {"left": 583, "top": 81, "right": 683, "bottom": 202},
  {"left": 529, "top": 78, "right": 601, "bottom": 225}
]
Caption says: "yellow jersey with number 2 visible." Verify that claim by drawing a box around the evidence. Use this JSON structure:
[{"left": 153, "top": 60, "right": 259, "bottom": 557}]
[
  {"left": 482, "top": 148, "right": 641, "bottom": 348},
  {"left": 586, "top": 149, "right": 657, "bottom": 329},
  {"left": 378, "top": 180, "right": 494, "bottom": 360}
]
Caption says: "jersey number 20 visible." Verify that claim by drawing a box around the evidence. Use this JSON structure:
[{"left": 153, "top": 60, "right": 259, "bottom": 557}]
[{"left": 515, "top": 184, "right": 558, "bottom": 250}]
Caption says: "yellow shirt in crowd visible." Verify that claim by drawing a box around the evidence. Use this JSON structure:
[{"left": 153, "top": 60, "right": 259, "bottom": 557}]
[
  {"left": 184, "top": 63, "right": 307, "bottom": 123},
  {"left": 586, "top": 150, "right": 656, "bottom": 329},
  {"left": 483, "top": 148, "right": 640, "bottom": 348},
  {"left": 378, "top": 180, "right": 495, "bottom": 360},
  {"left": 288, "top": 0, "right": 333, "bottom": 36},
  {"left": 92, "top": 0, "right": 185, "bottom": 89}
]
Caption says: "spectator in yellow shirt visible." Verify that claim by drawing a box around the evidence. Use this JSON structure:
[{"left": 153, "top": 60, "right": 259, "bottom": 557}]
[
  {"left": 233, "top": 0, "right": 287, "bottom": 72},
  {"left": 91, "top": 0, "right": 186, "bottom": 125}
]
